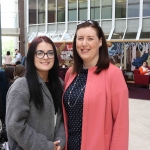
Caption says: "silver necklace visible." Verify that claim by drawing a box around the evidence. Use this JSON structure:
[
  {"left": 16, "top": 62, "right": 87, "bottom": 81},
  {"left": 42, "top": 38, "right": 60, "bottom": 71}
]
[{"left": 67, "top": 74, "right": 86, "bottom": 107}]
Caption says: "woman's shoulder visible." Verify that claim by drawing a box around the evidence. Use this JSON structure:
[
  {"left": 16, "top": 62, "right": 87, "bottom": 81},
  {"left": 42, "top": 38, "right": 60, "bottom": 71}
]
[
  {"left": 107, "top": 63, "right": 121, "bottom": 73},
  {"left": 10, "top": 77, "right": 28, "bottom": 91}
]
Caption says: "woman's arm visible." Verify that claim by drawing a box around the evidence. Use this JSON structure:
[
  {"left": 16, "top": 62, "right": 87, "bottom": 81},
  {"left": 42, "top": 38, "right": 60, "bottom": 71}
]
[
  {"left": 6, "top": 78, "right": 55, "bottom": 150},
  {"left": 110, "top": 68, "right": 129, "bottom": 150}
]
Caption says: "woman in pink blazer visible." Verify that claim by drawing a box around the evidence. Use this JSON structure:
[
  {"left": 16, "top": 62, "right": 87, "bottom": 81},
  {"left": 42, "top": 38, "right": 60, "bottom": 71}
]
[{"left": 62, "top": 20, "right": 129, "bottom": 150}]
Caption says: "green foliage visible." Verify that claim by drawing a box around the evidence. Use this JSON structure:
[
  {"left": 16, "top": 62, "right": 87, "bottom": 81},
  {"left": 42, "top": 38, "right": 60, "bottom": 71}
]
[
  {"left": 2, "top": 37, "right": 15, "bottom": 56},
  {"left": 1, "top": 37, "right": 16, "bottom": 64}
]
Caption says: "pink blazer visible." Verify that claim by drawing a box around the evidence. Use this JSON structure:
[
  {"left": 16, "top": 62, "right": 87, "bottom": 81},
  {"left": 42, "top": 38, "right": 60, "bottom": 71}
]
[{"left": 62, "top": 64, "right": 129, "bottom": 150}]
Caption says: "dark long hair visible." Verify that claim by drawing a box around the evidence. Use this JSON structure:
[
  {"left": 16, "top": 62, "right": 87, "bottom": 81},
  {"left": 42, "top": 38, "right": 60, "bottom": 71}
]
[
  {"left": 6, "top": 51, "right": 10, "bottom": 55},
  {"left": 26, "top": 36, "right": 63, "bottom": 111},
  {"left": 73, "top": 20, "right": 110, "bottom": 74}
]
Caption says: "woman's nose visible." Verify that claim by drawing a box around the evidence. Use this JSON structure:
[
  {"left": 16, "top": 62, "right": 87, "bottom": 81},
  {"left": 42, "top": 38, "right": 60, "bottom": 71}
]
[{"left": 82, "top": 39, "right": 88, "bottom": 45}]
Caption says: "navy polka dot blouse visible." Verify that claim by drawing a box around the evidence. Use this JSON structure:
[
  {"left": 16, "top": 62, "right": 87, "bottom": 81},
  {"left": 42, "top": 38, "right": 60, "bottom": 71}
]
[{"left": 63, "top": 68, "right": 88, "bottom": 150}]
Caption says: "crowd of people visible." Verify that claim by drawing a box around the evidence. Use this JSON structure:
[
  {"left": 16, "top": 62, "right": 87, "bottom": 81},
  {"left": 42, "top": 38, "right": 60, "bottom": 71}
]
[{"left": 1, "top": 20, "right": 129, "bottom": 150}]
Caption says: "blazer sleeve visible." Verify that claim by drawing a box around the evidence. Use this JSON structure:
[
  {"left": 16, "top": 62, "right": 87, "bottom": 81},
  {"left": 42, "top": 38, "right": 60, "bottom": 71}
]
[
  {"left": 6, "top": 78, "right": 55, "bottom": 150},
  {"left": 54, "top": 78, "right": 66, "bottom": 148},
  {"left": 110, "top": 68, "right": 129, "bottom": 150},
  {"left": 54, "top": 118, "right": 66, "bottom": 149}
]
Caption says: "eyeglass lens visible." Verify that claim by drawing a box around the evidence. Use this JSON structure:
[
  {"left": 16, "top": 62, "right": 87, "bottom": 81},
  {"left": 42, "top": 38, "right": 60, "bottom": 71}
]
[{"left": 35, "top": 50, "right": 54, "bottom": 59}]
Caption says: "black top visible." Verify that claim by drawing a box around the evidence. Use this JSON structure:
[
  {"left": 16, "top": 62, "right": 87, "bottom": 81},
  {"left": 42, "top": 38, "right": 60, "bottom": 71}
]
[{"left": 63, "top": 68, "right": 88, "bottom": 150}]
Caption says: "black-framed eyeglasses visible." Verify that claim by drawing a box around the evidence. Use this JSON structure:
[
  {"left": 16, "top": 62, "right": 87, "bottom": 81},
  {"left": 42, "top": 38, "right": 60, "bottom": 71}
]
[
  {"left": 35, "top": 50, "right": 55, "bottom": 59},
  {"left": 77, "top": 20, "right": 100, "bottom": 27}
]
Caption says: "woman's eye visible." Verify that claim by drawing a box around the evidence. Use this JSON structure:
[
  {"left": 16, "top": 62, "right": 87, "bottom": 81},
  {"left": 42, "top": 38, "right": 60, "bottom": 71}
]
[
  {"left": 78, "top": 38, "right": 83, "bottom": 40},
  {"left": 88, "top": 38, "right": 93, "bottom": 40}
]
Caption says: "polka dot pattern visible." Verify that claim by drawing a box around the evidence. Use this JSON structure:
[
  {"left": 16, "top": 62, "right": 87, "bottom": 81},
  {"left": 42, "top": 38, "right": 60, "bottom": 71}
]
[{"left": 63, "top": 68, "right": 88, "bottom": 150}]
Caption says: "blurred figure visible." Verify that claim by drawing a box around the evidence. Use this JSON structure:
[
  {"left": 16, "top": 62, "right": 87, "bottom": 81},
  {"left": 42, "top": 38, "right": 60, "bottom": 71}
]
[
  {"left": 14, "top": 49, "right": 22, "bottom": 65},
  {"left": 139, "top": 61, "right": 150, "bottom": 75},
  {"left": 4, "top": 51, "right": 12, "bottom": 65},
  {"left": 4, "top": 66, "right": 15, "bottom": 90},
  {"left": 13, "top": 64, "right": 25, "bottom": 80}
]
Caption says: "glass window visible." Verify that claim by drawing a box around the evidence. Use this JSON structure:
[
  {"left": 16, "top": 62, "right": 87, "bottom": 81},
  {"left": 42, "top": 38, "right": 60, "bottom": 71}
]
[
  {"left": 91, "top": 8, "right": 100, "bottom": 20},
  {"left": 143, "top": 3, "right": 150, "bottom": 17},
  {"left": 38, "top": 0, "right": 45, "bottom": 24},
  {"left": 115, "top": 0, "right": 126, "bottom": 18},
  {"left": 143, "top": 0, "right": 150, "bottom": 2},
  {"left": 112, "top": 32, "right": 124, "bottom": 39},
  {"left": 124, "top": 32, "right": 137, "bottom": 39},
  {"left": 101, "top": 0, "right": 112, "bottom": 19},
  {"left": 140, "top": 32, "right": 150, "bottom": 39},
  {"left": 128, "top": 4, "right": 139, "bottom": 17},
  {"left": 90, "top": 0, "right": 100, "bottom": 20},
  {"left": 128, "top": 0, "right": 139, "bottom": 3},
  {"left": 102, "top": 0, "right": 112, "bottom": 5},
  {"left": 101, "top": 6, "right": 112, "bottom": 19},
  {"left": 48, "top": 0, "right": 56, "bottom": 23},
  {"left": 57, "top": 1, "right": 65, "bottom": 22},
  {"left": 68, "top": 0, "right": 77, "bottom": 21},
  {"left": 78, "top": 0, "right": 87, "bottom": 21},
  {"left": 29, "top": 0, "right": 36, "bottom": 24}
]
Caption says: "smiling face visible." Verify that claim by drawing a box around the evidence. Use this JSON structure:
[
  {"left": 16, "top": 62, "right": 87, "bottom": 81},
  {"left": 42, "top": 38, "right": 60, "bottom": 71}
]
[
  {"left": 34, "top": 41, "right": 54, "bottom": 78},
  {"left": 76, "top": 26, "right": 102, "bottom": 68}
]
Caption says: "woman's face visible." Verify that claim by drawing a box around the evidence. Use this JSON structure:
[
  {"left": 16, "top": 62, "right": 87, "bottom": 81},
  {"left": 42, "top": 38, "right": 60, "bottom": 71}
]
[
  {"left": 34, "top": 41, "right": 54, "bottom": 76},
  {"left": 143, "top": 62, "right": 147, "bottom": 67},
  {"left": 76, "top": 26, "right": 102, "bottom": 65}
]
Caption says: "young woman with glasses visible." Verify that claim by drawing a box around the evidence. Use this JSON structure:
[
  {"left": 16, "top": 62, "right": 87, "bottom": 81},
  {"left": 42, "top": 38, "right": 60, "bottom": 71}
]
[
  {"left": 6, "top": 36, "right": 65, "bottom": 150},
  {"left": 62, "top": 20, "right": 129, "bottom": 150}
]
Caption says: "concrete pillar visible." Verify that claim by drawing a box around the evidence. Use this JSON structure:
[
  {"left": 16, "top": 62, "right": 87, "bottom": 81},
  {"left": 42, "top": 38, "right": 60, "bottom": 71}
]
[{"left": 18, "top": 0, "right": 25, "bottom": 56}]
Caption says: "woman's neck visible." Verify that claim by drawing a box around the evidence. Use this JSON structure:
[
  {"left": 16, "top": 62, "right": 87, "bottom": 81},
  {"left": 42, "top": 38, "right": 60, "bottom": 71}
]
[
  {"left": 83, "top": 60, "right": 98, "bottom": 69},
  {"left": 37, "top": 71, "right": 49, "bottom": 82}
]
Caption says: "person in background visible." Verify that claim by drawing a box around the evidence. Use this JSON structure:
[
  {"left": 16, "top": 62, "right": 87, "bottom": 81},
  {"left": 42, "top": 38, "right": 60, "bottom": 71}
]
[
  {"left": 63, "top": 20, "right": 129, "bottom": 150},
  {"left": 139, "top": 61, "right": 150, "bottom": 75},
  {"left": 14, "top": 49, "right": 22, "bottom": 65},
  {"left": 4, "top": 51, "right": 12, "bottom": 65},
  {"left": 13, "top": 64, "right": 25, "bottom": 80},
  {"left": 6, "top": 36, "right": 65, "bottom": 150},
  {"left": 4, "top": 66, "right": 15, "bottom": 90}
]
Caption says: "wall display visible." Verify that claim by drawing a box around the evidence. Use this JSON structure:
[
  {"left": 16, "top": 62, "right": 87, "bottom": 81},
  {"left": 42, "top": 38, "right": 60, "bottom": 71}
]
[
  {"left": 27, "top": 41, "right": 150, "bottom": 71},
  {"left": 107, "top": 42, "right": 150, "bottom": 71}
]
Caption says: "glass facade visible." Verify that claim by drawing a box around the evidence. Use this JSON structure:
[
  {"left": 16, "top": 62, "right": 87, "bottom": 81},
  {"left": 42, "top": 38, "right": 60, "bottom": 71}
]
[
  {"left": 90, "top": 0, "right": 100, "bottom": 20},
  {"left": 101, "top": 0, "right": 112, "bottom": 19},
  {"left": 48, "top": 0, "right": 56, "bottom": 23},
  {"left": 68, "top": 0, "right": 77, "bottom": 21},
  {"left": 78, "top": 0, "right": 87, "bottom": 21},
  {"left": 115, "top": 0, "right": 126, "bottom": 18},
  {"left": 29, "top": 0, "right": 36, "bottom": 24},
  {"left": 38, "top": 0, "right": 45, "bottom": 24},
  {"left": 143, "top": 1, "right": 150, "bottom": 17},
  {"left": 128, "top": 0, "right": 140, "bottom": 18},
  {"left": 57, "top": 1, "right": 65, "bottom": 22},
  {"left": 27, "top": 0, "right": 150, "bottom": 41}
]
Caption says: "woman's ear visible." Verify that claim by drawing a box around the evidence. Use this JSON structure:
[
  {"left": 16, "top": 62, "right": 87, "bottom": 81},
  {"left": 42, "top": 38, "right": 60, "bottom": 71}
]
[{"left": 99, "top": 38, "right": 102, "bottom": 47}]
